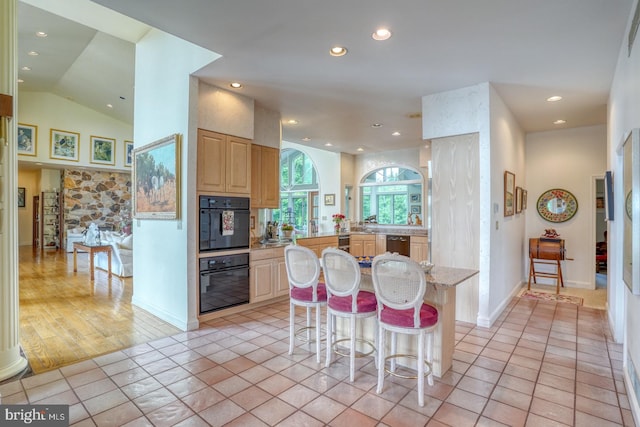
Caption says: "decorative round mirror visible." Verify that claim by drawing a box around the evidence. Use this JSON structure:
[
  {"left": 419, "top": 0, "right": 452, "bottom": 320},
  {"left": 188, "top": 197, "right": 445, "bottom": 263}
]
[{"left": 536, "top": 189, "right": 578, "bottom": 223}]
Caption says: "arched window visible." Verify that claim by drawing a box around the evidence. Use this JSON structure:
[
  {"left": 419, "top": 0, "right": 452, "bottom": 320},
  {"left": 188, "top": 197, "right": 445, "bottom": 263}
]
[
  {"left": 273, "top": 149, "right": 319, "bottom": 230},
  {"left": 360, "top": 166, "right": 423, "bottom": 225}
]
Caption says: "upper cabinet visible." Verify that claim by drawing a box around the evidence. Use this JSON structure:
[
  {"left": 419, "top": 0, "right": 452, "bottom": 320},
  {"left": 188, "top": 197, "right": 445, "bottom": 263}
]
[
  {"left": 197, "top": 129, "right": 251, "bottom": 194},
  {"left": 251, "top": 144, "right": 280, "bottom": 208}
]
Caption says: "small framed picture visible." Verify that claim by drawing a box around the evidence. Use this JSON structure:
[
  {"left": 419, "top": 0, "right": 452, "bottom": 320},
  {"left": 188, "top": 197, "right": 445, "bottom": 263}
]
[
  {"left": 504, "top": 171, "right": 515, "bottom": 216},
  {"left": 515, "top": 186, "right": 523, "bottom": 213},
  {"left": 410, "top": 194, "right": 421, "bottom": 203},
  {"left": 50, "top": 129, "right": 80, "bottom": 162},
  {"left": 324, "top": 194, "right": 335, "bottom": 206},
  {"left": 411, "top": 205, "right": 421, "bottom": 214},
  {"left": 17, "top": 187, "right": 25, "bottom": 208},
  {"left": 18, "top": 123, "right": 37, "bottom": 156},
  {"left": 125, "top": 140, "right": 134, "bottom": 167},
  {"left": 522, "top": 189, "right": 528, "bottom": 210},
  {"left": 90, "top": 136, "right": 116, "bottom": 165}
]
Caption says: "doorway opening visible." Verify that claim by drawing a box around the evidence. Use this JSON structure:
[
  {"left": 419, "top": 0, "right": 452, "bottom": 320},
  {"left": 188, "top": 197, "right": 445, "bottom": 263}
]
[{"left": 595, "top": 177, "right": 607, "bottom": 289}]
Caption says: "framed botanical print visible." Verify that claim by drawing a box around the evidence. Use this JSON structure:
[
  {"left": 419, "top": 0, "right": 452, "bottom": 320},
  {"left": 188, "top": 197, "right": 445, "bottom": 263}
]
[
  {"left": 17, "top": 187, "right": 25, "bottom": 207},
  {"left": 504, "top": 171, "right": 515, "bottom": 216},
  {"left": 17, "top": 123, "right": 37, "bottom": 156},
  {"left": 90, "top": 136, "right": 115, "bottom": 165},
  {"left": 515, "top": 186, "right": 523, "bottom": 213},
  {"left": 125, "top": 140, "right": 134, "bottom": 167},
  {"left": 50, "top": 129, "right": 80, "bottom": 161}
]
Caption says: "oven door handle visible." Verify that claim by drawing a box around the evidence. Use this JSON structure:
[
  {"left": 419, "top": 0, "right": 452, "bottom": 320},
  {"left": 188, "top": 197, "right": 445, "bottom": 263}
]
[{"left": 201, "top": 265, "right": 249, "bottom": 276}]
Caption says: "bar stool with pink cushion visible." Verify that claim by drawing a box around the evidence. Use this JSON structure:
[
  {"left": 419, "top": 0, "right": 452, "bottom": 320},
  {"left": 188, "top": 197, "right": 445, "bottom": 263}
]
[
  {"left": 284, "top": 244, "right": 327, "bottom": 363},
  {"left": 371, "top": 252, "right": 439, "bottom": 407},
  {"left": 321, "top": 247, "right": 377, "bottom": 382}
]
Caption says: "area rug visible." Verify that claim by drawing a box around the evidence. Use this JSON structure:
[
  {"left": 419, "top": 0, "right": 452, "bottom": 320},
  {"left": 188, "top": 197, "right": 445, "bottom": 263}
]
[{"left": 519, "top": 290, "right": 583, "bottom": 306}]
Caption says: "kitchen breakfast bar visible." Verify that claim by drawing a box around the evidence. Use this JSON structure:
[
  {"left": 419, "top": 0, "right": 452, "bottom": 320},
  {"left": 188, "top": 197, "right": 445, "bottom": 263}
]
[{"left": 359, "top": 265, "right": 479, "bottom": 378}]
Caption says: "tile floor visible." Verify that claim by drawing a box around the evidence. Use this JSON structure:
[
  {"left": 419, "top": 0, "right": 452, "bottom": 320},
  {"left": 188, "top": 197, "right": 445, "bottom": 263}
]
[{"left": 0, "top": 296, "right": 636, "bottom": 427}]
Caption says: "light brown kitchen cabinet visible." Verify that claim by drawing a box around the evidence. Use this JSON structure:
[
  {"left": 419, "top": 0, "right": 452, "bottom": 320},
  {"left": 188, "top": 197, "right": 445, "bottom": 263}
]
[
  {"left": 251, "top": 144, "right": 280, "bottom": 208},
  {"left": 250, "top": 247, "right": 289, "bottom": 303},
  {"left": 376, "top": 234, "right": 386, "bottom": 255},
  {"left": 410, "top": 235, "right": 429, "bottom": 262},
  {"left": 197, "top": 129, "right": 251, "bottom": 194},
  {"left": 296, "top": 235, "right": 339, "bottom": 258},
  {"left": 350, "top": 234, "right": 376, "bottom": 257}
]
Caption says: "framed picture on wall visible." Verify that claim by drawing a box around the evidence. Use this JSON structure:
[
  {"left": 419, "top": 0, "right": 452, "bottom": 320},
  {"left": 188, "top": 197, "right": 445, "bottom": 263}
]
[
  {"left": 17, "top": 123, "right": 37, "bottom": 156},
  {"left": 50, "top": 129, "right": 80, "bottom": 161},
  {"left": 515, "top": 186, "right": 523, "bottom": 213},
  {"left": 125, "top": 140, "right": 134, "bottom": 167},
  {"left": 324, "top": 194, "right": 335, "bottom": 206},
  {"left": 133, "top": 133, "right": 181, "bottom": 220},
  {"left": 17, "top": 187, "right": 25, "bottom": 208},
  {"left": 90, "top": 136, "right": 116, "bottom": 165},
  {"left": 504, "top": 171, "right": 515, "bottom": 216},
  {"left": 522, "top": 189, "right": 528, "bottom": 210}
]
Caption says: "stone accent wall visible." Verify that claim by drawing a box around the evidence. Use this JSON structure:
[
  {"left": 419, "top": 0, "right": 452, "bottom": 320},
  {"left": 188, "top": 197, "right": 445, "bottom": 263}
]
[{"left": 62, "top": 169, "right": 131, "bottom": 234}]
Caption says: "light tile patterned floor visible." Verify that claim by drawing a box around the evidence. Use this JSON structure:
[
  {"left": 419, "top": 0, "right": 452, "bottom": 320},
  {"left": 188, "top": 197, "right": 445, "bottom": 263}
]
[{"left": 0, "top": 297, "right": 635, "bottom": 426}]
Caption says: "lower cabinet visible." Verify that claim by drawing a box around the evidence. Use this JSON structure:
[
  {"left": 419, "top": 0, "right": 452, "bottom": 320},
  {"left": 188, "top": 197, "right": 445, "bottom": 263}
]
[
  {"left": 296, "top": 235, "right": 339, "bottom": 257},
  {"left": 410, "top": 235, "right": 429, "bottom": 262},
  {"left": 250, "top": 247, "right": 289, "bottom": 303},
  {"left": 350, "top": 234, "right": 376, "bottom": 256}
]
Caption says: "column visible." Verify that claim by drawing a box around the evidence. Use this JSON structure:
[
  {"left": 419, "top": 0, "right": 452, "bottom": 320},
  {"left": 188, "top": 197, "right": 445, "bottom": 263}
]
[{"left": 0, "top": 0, "right": 28, "bottom": 381}]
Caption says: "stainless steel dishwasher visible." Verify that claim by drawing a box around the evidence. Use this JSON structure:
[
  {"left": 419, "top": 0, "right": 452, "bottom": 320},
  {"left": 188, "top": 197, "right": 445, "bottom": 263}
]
[{"left": 386, "top": 235, "right": 410, "bottom": 256}]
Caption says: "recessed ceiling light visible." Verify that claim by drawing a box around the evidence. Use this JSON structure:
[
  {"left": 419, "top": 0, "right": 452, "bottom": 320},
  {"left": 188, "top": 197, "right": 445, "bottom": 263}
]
[
  {"left": 547, "top": 95, "right": 563, "bottom": 102},
  {"left": 302, "top": 137, "right": 311, "bottom": 142},
  {"left": 230, "top": 82, "right": 242, "bottom": 89},
  {"left": 372, "top": 28, "right": 392, "bottom": 41},
  {"left": 17, "top": 79, "right": 24, "bottom": 83},
  {"left": 371, "top": 123, "right": 382, "bottom": 128},
  {"left": 35, "top": 31, "right": 47, "bottom": 38},
  {"left": 392, "top": 131, "right": 401, "bottom": 136},
  {"left": 286, "top": 119, "right": 298, "bottom": 125},
  {"left": 27, "top": 51, "right": 39, "bottom": 56},
  {"left": 554, "top": 119, "right": 566, "bottom": 125},
  {"left": 21, "top": 66, "right": 31, "bottom": 71},
  {"left": 325, "top": 142, "right": 333, "bottom": 147},
  {"left": 329, "top": 46, "right": 348, "bottom": 57},
  {"left": 357, "top": 147, "right": 364, "bottom": 152},
  {"left": 107, "top": 104, "right": 113, "bottom": 108}
]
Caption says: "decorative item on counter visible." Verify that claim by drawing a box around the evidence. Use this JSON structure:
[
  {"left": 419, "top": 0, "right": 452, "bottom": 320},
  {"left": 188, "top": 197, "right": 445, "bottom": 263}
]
[
  {"left": 542, "top": 228, "right": 560, "bottom": 239},
  {"left": 419, "top": 260, "right": 435, "bottom": 273},
  {"left": 281, "top": 223, "right": 294, "bottom": 238},
  {"left": 332, "top": 213, "right": 346, "bottom": 233},
  {"left": 407, "top": 213, "right": 413, "bottom": 225},
  {"left": 414, "top": 214, "right": 422, "bottom": 225}
]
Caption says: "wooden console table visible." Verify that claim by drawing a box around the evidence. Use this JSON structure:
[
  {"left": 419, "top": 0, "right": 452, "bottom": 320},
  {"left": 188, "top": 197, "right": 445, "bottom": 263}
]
[{"left": 73, "top": 242, "right": 112, "bottom": 280}]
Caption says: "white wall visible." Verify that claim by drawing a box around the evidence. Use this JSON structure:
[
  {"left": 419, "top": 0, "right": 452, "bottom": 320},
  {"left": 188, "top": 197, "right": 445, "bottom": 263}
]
[
  {"left": 131, "top": 28, "right": 218, "bottom": 330},
  {"left": 198, "top": 83, "right": 254, "bottom": 138},
  {"left": 525, "top": 125, "right": 607, "bottom": 289},
  {"left": 609, "top": 0, "right": 640, "bottom": 418},
  {"left": 17, "top": 92, "right": 133, "bottom": 170},
  {"left": 422, "top": 83, "right": 526, "bottom": 327}
]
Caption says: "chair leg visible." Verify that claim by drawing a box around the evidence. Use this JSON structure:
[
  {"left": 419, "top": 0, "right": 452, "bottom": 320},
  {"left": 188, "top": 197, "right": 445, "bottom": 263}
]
[
  {"left": 315, "top": 304, "right": 322, "bottom": 363},
  {"left": 418, "top": 332, "right": 425, "bottom": 407},
  {"left": 427, "top": 330, "right": 434, "bottom": 387},
  {"left": 390, "top": 332, "right": 397, "bottom": 373},
  {"left": 349, "top": 314, "right": 356, "bottom": 382},
  {"left": 306, "top": 307, "right": 312, "bottom": 344},
  {"left": 325, "top": 310, "right": 333, "bottom": 368},
  {"left": 376, "top": 326, "right": 385, "bottom": 394},
  {"left": 289, "top": 302, "right": 295, "bottom": 356}
]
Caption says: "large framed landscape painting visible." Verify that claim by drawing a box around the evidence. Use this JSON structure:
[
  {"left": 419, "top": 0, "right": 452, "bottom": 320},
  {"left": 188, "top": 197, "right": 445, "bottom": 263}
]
[
  {"left": 133, "top": 134, "right": 181, "bottom": 220},
  {"left": 50, "top": 129, "right": 80, "bottom": 161}
]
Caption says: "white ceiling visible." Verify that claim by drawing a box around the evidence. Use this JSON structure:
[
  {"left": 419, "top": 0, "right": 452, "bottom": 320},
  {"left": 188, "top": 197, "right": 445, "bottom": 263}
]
[{"left": 18, "top": 0, "right": 635, "bottom": 154}]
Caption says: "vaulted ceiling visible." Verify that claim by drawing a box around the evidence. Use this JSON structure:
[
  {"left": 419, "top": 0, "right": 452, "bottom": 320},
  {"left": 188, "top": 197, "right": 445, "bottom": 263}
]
[{"left": 18, "top": 0, "right": 635, "bottom": 154}]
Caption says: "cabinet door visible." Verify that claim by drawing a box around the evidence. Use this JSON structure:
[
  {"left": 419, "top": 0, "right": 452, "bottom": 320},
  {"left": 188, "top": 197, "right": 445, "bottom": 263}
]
[
  {"left": 410, "top": 236, "right": 429, "bottom": 262},
  {"left": 376, "top": 234, "right": 386, "bottom": 255},
  {"left": 250, "top": 260, "right": 274, "bottom": 302},
  {"left": 261, "top": 146, "right": 280, "bottom": 208},
  {"left": 251, "top": 144, "right": 263, "bottom": 206},
  {"left": 350, "top": 238, "right": 364, "bottom": 256},
  {"left": 197, "top": 130, "right": 226, "bottom": 192},
  {"left": 364, "top": 240, "right": 376, "bottom": 256},
  {"left": 275, "top": 257, "right": 290, "bottom": 297},
  {"left": 226, "top": 136, "right": 251, "bottom": 194}
]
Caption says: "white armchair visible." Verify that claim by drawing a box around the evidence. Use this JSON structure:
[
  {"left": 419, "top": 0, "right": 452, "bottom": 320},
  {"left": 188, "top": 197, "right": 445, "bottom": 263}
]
[
  {"left": 95, "top": 231, "right": 133, "bottom": 277},
  {"left": 65, "top": 227, "right": 86, "bottom": 252}
]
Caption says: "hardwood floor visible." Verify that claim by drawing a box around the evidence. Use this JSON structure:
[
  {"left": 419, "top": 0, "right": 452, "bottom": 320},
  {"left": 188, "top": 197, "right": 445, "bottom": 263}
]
[{"left": 18, "top": 246, "right": 180, "bottom": 374}]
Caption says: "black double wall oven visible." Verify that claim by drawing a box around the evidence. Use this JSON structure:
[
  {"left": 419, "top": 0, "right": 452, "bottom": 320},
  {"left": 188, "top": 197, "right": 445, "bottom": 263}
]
[{"left": 199, "top": 195, "right": 250, "bottom": 314}]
